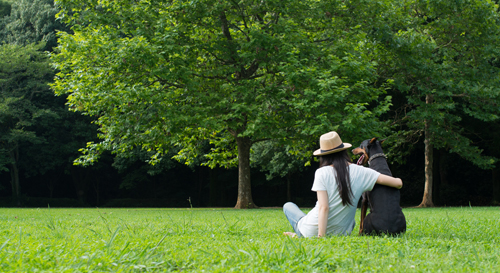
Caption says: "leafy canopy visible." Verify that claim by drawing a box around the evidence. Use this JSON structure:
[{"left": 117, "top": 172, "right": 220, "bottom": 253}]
[
  {"left": 0, "top": 0, "right": 69, "bottom": 51},
  {"left": 52, "top": 0, "right": 392, "bottom": 168},
  {"left": 371, "top": 0, "right": 500, "bottom": 168},
  {"left": 0, "top": 43, "right": 54, "bottom": 172}
]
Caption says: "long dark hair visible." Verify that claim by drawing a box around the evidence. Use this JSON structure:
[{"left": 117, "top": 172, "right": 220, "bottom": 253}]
[{"left": 319, "top": 150, "right": 354, "bottom": 206}]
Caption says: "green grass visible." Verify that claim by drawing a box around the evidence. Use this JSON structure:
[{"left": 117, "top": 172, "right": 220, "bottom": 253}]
[{"left": 0, "top": 207, "right": 499, "bottom": 272}]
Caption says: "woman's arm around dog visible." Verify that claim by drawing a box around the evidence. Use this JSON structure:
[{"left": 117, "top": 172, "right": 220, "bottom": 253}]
[{"left": 376, "top": 174, "right": 403, "bottom": 189}]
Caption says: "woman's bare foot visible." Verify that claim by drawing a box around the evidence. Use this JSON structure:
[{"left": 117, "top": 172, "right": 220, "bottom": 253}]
[{"left": 283, "top": 232, "right": 297, "bottom": 238}]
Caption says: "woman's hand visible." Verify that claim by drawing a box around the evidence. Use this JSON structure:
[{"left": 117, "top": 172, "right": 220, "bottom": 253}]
[
  {"left": 283, "top": 232, "right": 297, "bottom": 238},
  {"left": 376, "top": 174, "right": 403, "bottom": 189}
]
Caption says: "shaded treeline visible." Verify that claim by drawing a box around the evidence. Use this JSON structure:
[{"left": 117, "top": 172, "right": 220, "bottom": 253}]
[
  {"left": 0, "top": 142, "right": 497, "bottom": 207},
  {"left": 0, "top": 0, "right": 499, "bottom": 208}
]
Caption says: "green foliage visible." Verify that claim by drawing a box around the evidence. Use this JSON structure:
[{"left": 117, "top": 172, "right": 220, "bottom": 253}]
[
  {"left": 113, "top": 148, "right": 180, "bottom": 176},
  {"left": 0, "top": 42, "right": 54, "bottom": 201},
  {"left": 0, "top": 207, "right": 499, "bottom": 271},
  {"left": 370, "top": 0, "right": 500, "bottom": 169},
  {"left": 52, "top": 0, "right": 392, "bottom": 168},
  {"left": 20, "top": 98, "right": 98, "bottom": 177},
  {"left": 0, "top": 148, "right": 9, "bottom": 172},
  {"left": 112, "top": 147, "right": 181, "bottom": 190},
  {"left": 0, "top": 1, "right": 11, "bottom": 18},
  {"left": 250, "top": 140, "right": 309, "bottom": 180},
  {"left": 0, "top": 0, "right": 69, "bottom": 51},
  {"left": 0, "top": 41, "right": 97, "bottom": 203},
  {"left": 0, "top": 43, "right": 53, "bottom": 162}
]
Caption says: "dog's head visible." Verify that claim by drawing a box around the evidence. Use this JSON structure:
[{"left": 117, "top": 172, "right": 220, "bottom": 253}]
[{"left": 352, "top": 138, "right": 386, "bottom": 165}]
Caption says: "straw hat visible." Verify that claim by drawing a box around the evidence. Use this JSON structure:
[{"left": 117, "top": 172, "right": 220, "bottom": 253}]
[{"left": 313, "top": 131, "right": 352, "bottom": 156}]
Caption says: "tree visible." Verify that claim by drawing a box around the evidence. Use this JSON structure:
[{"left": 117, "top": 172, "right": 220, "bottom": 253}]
[
  {"left": 52, "top": 0, "right": 393, "bottom": 208},
  {"left": 20, "top": 98, "right": 99, "bottom": 201},
  {"left": 250, "top": 140, "right": 311, "bottom": 202},
  {"left": 112, "top": 147, "right": 180, "bottom": 190},
  {"left": 0, "top": 1, "right": 11, "bottom": 18},
  {"left": 0, "top": 0, "right": 102, "bottom": 206},
  {"left": 0, "top": 0, "right": 70, "bottom": 51},
  {"left": 0, "top": 0, "right": 94, "bottom": 203},
  {"left": 370, "top": 0, "right": 500, "bottom": 206},
  {"left": 0, "top": 43, "right": 54, "bottom": 204}
]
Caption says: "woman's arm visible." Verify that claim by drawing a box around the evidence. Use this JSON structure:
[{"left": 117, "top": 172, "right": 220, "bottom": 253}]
[
  {"left": 317, "top": 190, "right": 329, "bottom": 237},
  {"left": 376, "top": 174, "right": 403, "bottom": 189}
]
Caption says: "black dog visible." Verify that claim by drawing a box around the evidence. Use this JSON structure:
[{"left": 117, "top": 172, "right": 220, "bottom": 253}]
[{"left": 352, "top": 138, "right": 406, "bottom": 235}]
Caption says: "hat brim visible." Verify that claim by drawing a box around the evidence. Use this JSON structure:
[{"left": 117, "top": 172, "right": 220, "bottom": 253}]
[{"left": 313, "top": 143, "right": 352, "bottom": 156}]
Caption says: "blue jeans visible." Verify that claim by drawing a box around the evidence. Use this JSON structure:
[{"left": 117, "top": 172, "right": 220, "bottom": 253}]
[{"left": 283, "top": 202, "right": 306, "bottom": 238}]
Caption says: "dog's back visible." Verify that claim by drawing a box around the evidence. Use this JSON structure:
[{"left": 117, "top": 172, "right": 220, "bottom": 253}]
[
  {"left": 361, "top": 141, "right": 406, "bottom": 235},
  {"left": 364, "top": 184, "right": 406, "bottom": 235}
]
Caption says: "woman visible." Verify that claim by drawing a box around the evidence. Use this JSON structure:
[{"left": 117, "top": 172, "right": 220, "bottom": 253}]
[{"left": 283, "top": 131, "right": 403, "bottom": 238}]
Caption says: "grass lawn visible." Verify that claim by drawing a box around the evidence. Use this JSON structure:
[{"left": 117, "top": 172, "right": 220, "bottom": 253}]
[{"left": 1, "top": 206, "right": 499, "bottom": 272}]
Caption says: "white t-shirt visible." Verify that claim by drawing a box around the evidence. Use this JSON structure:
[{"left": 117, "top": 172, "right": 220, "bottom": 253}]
[{"left": 297, "top": 164, "right": 380, "bottom": 237}]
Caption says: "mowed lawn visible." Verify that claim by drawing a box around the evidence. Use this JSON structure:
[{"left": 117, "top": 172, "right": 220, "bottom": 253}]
[{"left": 0, "top": 206, "right": 499, "bottom": 272}]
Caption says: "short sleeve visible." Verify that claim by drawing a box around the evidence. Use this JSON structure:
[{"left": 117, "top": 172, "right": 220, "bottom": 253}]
[
  {"left": 311, "top": 167, "right": 328, "bottom": 192},
  {"left": 361, "top": 166, "right": 380, "bottom": 192}
]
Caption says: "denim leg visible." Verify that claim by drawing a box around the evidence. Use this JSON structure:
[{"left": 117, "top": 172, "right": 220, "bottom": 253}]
[{"left": 283, "top": 202, "right": 306, "bottom": 237}]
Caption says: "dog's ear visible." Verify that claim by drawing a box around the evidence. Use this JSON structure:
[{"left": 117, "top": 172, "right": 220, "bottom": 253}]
[
  {"left": 369, "top": 137, "right": 378, "bottom": 144},
  {"left": 380, "top": 138, "right": 387, "bottom": 145}
]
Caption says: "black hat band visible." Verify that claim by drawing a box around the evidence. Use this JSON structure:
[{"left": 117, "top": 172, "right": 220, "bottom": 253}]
[{"left": 320, "top": 143, "right": 344, "bottom": 153}]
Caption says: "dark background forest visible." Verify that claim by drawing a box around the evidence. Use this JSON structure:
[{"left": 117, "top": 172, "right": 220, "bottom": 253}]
[{"left": 1, "top": 0, "right": 499, "bottom": 209}]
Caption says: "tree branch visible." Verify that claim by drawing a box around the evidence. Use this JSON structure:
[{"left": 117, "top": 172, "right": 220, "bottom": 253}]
[
  {"left": 313, "top": 38, "right": 335, "bottom": 43},
  {"left": 451, "top": 93, "right": 469, "bottom": 98},
  {"left": 230, "top": 23, "right": 251, "bottom": 42},
  {"left": 206, "top": 51, "right": 235, "bottom": 65},
  {"left": 220, "top": 11, "right": 238, "bottom": 63},
  {"left": 155, "top": 75, "right": 185, "bottom": 88},
  {"left": 229, "top": 0, "right": 249, "bottom": 30},
  {"left": 220, "top": 11, "right": 233, "bottom": 41},
  {"left": 192, "top": 73, "right": 227, "bottom": 80},
  {"left": 242, "top": 60, "right": 259, "bottom": 78},
  {"left": 251, "top": 138, "right": 272, "bottom": 144}
]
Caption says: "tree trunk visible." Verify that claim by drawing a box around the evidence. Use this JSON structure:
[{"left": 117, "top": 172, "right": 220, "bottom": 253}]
[
  {"left": 47, "top": 170, "right": 60, "bottom": 198},
  {"left": 234, "top": 136, "right": 257, "bottom": 209},
  {"left": 197, "top": 166, "right": 205, "bottom": 207},
  {"left": 439, "top": 150, "right": 448, "bottom": 186},
  {"left": 433, "top": 149, "right": 440, "bottom": 206},
  {"left": 493, "top": 163, "right": 499, "bottom": 205},
  {"left": 438, "top": 149, "right": 449, "bottom": 205},
  {"left": 8, "top": 145, "right": 21, "bottom": 206},
  {"left": 208, "top": 167, "right": 219, "bottom": 206},
  {"left": 70, "top": 165, "right": 88, "bottom": 205},
  {"left": 286, "top": 174, "right": 292, "bottom": 201},
  {"left": 48, "top": 179, "right": 54, "bottom": 198},
  {"left": 418, "top": 94, "right": 435, "bottom": 207},
  {"left": 93, "top": 177, "right": 100, "bottom": 206}
]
